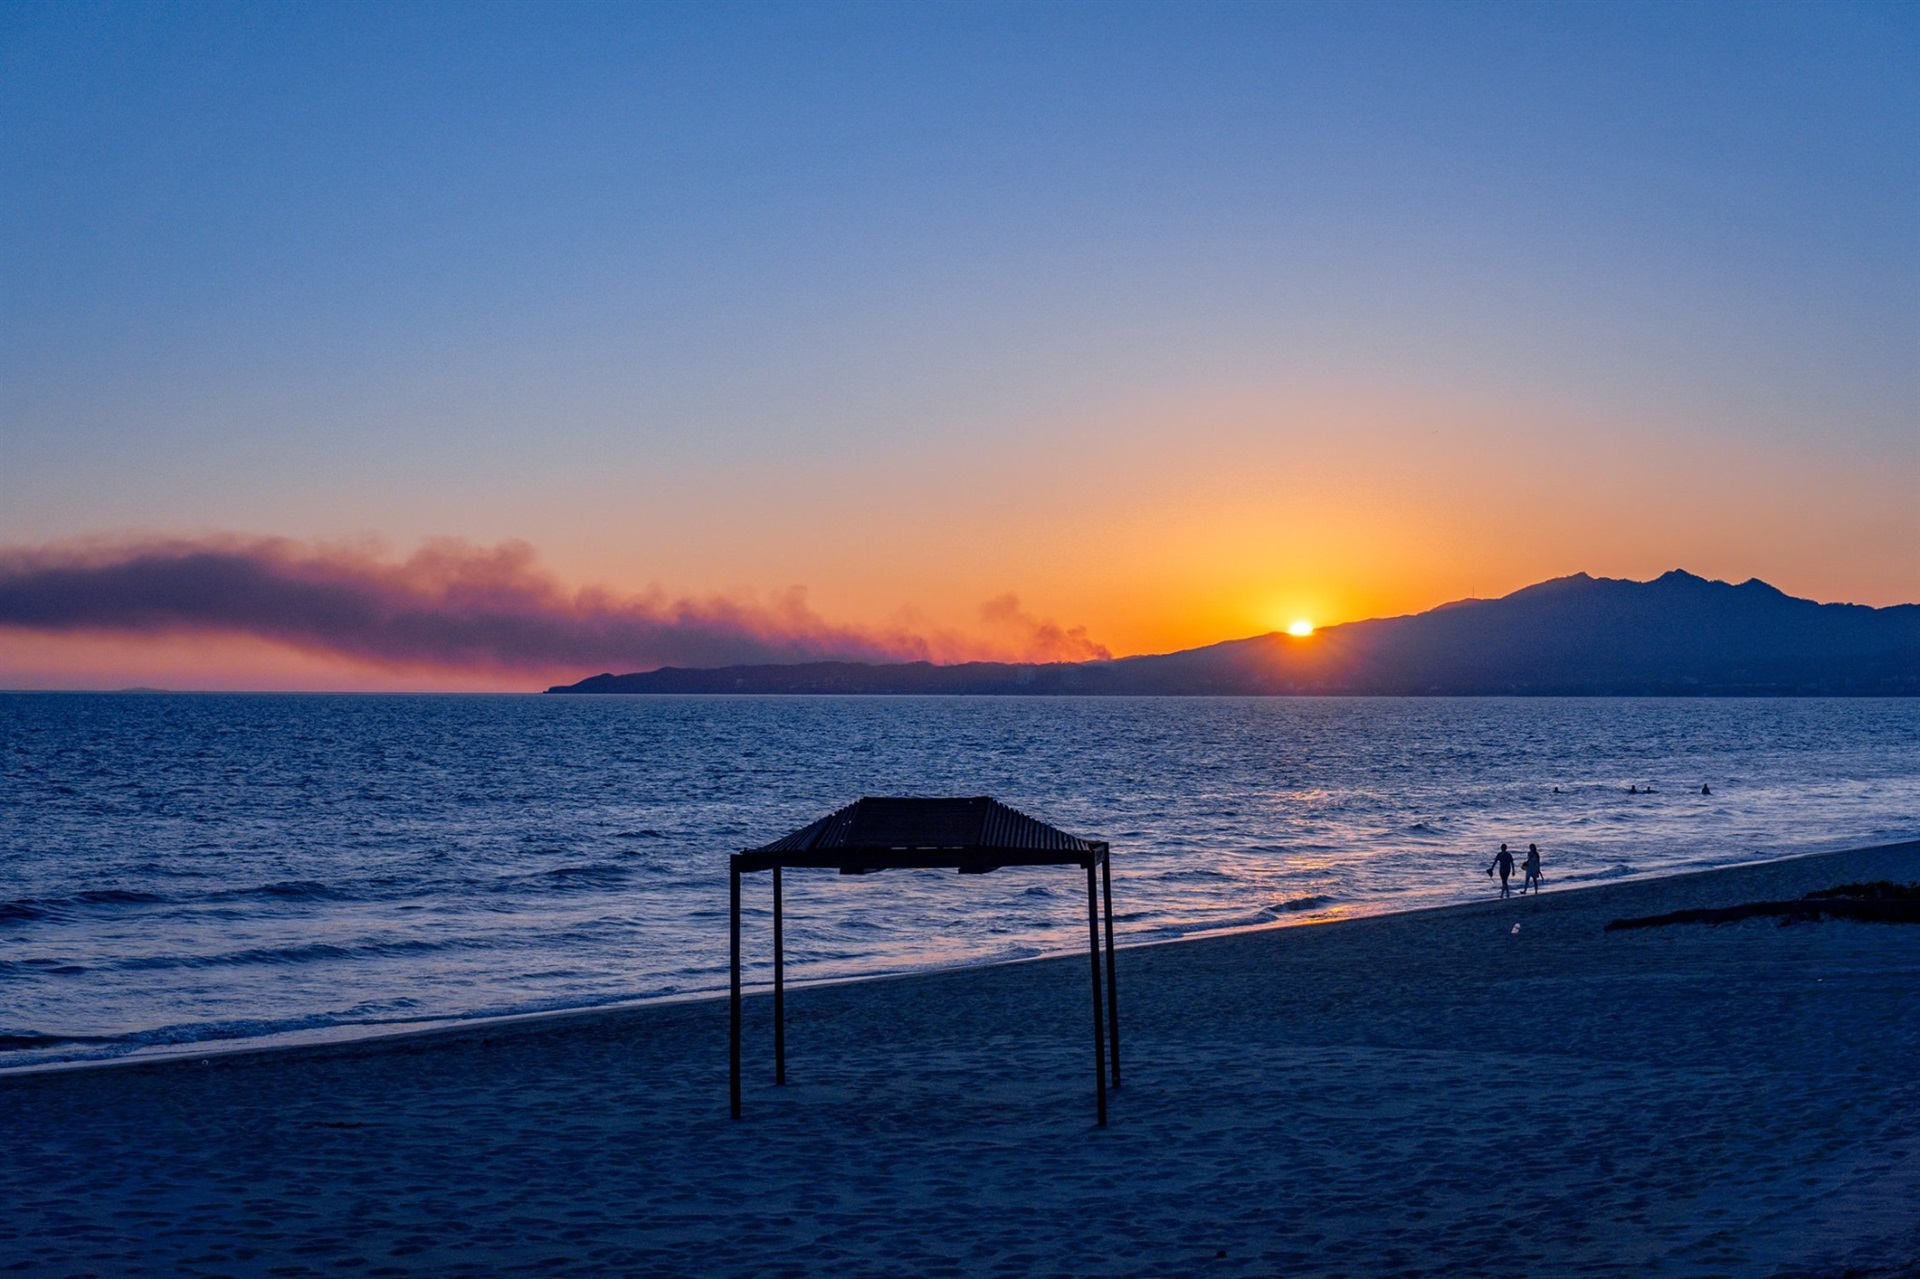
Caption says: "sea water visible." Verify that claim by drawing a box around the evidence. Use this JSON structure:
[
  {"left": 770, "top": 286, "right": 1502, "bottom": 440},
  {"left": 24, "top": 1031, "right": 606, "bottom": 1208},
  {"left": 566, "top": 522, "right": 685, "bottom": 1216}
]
[{"left": 3, "top": 693, "right": 1917, "bottom": 1070}]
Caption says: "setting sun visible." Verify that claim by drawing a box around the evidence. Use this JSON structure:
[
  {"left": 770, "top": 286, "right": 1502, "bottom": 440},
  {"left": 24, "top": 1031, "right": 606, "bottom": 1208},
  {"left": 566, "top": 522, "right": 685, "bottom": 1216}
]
[{"left": 1287, "top": 619, "right": 1315, "bottom": 637}]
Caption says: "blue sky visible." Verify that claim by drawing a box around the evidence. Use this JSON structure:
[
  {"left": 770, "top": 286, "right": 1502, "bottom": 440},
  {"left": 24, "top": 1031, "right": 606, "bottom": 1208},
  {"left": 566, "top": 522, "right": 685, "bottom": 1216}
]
[{"left": 1, "top": 1, "right": 1914, "bottom": 686}]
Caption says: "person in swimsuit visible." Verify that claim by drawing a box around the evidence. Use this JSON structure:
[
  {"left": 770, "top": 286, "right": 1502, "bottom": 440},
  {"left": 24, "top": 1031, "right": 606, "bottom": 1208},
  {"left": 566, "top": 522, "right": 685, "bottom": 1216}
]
[
  {"left": 1522, "top": 843, "right": 1542, "bottom": 893},
  {"left": 1488, "top": 843, "right": 1515, "bottom": 898}
]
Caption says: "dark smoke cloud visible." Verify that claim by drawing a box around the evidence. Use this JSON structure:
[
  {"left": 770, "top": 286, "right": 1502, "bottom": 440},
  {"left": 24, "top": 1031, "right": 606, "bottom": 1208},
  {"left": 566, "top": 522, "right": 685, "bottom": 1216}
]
[{"left": 0, "top": 537, "right": 948, "bottom": 673}]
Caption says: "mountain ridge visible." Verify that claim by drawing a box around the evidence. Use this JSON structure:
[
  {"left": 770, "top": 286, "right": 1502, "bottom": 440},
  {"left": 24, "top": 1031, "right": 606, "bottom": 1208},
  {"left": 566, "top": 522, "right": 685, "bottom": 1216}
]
[{"left": 547, "top": 571, "right": 1920, "bottom": 696}]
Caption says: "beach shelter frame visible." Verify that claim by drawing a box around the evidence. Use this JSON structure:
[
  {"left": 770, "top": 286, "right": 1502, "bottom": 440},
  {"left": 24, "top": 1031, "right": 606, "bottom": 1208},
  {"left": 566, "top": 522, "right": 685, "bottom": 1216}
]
[{"left": 730, "top": 796, "right": 1120, "bottom": 1125}]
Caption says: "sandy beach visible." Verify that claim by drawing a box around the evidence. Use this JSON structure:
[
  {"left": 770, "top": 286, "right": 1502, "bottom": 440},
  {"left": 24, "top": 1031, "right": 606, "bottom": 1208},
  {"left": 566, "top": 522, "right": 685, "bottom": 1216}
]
[{"left": 5, "top": 840, "right": 1918, "bottom": 1278}]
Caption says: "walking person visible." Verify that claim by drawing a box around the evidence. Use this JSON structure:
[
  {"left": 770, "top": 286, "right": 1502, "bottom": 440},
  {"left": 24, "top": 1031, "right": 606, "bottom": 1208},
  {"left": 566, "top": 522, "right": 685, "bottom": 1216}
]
[
  {"left": 1487, "top": 843, "right": 1515, "bottom": 898},
  {"left": 1522, "top": 843, "right": 1543, "bottom": 894}
]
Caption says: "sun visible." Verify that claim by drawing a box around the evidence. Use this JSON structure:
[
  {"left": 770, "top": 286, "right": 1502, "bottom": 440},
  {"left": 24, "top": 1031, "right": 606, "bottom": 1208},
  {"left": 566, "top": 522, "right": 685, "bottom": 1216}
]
[{"left": 1287, "top": 619, "right": 1315, "bottom": 637}]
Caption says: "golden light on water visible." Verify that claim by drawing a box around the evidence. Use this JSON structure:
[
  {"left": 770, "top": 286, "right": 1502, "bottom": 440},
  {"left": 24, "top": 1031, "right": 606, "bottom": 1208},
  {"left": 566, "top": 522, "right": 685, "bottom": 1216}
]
[{"left": 1287, "top": 619, "right": 1315, "bottom": 637}]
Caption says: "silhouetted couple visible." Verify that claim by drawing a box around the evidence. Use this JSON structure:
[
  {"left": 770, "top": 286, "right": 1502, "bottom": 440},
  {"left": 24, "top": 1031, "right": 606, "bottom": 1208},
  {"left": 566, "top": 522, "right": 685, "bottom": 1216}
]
[{"left": 1488, "top": 843, "right": 1543, "bottom": 897}]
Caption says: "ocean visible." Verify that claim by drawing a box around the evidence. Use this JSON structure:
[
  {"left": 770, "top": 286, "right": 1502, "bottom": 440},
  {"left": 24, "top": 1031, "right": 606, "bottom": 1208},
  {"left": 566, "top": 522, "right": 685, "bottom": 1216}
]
[{"left": 4, "top": 693, "right": 1917, "bottom": 1071}]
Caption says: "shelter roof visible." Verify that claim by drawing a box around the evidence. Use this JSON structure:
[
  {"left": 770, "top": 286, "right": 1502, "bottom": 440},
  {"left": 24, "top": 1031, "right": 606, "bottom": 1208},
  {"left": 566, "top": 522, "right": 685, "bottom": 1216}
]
[{"left": 736, "top": 796, "right": 1105, "bottom": 874}]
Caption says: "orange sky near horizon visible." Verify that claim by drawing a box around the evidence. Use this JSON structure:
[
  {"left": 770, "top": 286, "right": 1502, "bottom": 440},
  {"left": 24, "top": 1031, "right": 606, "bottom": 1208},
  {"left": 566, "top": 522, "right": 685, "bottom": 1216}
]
[
  {"left": 524, "top": 381, "right": 1916, "bottom": 655},
  {"left": 3, "top": 382, "right": 1912, "bottom": 692}
]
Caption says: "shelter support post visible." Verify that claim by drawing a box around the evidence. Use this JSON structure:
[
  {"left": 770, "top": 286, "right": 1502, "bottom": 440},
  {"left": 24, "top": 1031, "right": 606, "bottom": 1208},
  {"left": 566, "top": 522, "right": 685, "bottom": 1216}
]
[
  {"left": 1086, "top": 860, "right": 1108, "bottom": 1127},
  {"left": 730, "top": 860, "right": 742, "bottom": 1119},
  {"left": 1101, "top": 849, "right": 1119, "bottom": 1087},
  {"left": 773, "top": 864, "right": 786, "bottom": 1085}
]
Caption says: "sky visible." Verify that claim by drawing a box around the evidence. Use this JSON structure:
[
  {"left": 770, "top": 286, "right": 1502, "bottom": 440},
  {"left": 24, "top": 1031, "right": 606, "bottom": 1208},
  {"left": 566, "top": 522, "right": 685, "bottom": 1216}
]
[{"left": 2, "top": 0, "right": 1915, "bottom": 690}]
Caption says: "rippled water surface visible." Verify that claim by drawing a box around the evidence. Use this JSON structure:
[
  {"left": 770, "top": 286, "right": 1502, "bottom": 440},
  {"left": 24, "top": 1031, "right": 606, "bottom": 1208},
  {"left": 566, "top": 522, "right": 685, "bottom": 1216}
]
[{"left": 4, "top": 693, "right": 1917, "bottom": 1068}]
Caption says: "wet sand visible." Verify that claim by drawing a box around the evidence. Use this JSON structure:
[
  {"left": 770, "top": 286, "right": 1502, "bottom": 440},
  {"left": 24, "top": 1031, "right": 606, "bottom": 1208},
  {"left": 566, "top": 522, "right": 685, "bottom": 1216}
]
[{"left": 4, "top": 840, "right": 1918, "bottom": 1277}]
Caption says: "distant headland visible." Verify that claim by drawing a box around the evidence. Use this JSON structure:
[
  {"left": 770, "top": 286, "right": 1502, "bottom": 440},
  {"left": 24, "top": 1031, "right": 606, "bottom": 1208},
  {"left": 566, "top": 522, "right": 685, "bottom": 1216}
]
[{"left": 547, "top": 570, "right": 1919, "bottom": 696}]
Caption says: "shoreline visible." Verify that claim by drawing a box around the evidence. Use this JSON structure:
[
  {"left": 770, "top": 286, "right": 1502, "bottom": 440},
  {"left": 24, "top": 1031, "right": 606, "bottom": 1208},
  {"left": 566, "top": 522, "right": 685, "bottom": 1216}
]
[
  {"left": 4, "top": 836, "right": 1917, "bottom": 1275},
  {"left": 5, "top": 835, "right": 1914, "bottom": 1081}
]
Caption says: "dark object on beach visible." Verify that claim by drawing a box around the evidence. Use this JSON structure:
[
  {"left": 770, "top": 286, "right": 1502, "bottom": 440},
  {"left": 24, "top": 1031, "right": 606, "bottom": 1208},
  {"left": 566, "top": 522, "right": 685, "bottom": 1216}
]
[
  {"left": 730, "top": 796, "right": 1120, "bottom": 1126},
  {"left": 1802, "top": 881, "right": 1920, "bottom": 901},
  {"left": 1606, "top": 882, "right": 1920, "bottom": 931}
]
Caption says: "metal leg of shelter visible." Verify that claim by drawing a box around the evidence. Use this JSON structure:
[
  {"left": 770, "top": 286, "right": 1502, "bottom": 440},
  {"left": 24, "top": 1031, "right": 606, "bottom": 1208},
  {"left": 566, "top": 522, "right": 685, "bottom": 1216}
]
[
  {"left": 730, "top": 862, "right": 742, "bottom": 1119},
  {"left": 1085, "top": 860, "right": 1108, "bottom": 1128},
  {"left": 773, "top": 864, "right": 786, "bottom": 1085},
  {"left": 1101, "top": 850, "right": 1119, "bottom": 1088}
]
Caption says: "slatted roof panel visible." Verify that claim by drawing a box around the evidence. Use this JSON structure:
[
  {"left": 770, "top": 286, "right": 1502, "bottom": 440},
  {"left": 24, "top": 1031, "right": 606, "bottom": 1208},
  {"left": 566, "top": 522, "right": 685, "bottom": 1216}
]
[{"left": 747, "top": 796, "right": 1099, "bottom": 856}]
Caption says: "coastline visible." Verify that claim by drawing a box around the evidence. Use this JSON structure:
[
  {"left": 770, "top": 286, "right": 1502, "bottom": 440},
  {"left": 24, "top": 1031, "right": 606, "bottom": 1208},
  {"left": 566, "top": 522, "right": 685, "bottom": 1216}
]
[
  {"left": 6, "top": 834, "right": 1905, "bottom": 1080},
  {"left": 11, "top": 694, "right": 1917, "bottom": 1082},
  {"left": 5, "top": 838, "right": 1918, "bottom": 1275}
]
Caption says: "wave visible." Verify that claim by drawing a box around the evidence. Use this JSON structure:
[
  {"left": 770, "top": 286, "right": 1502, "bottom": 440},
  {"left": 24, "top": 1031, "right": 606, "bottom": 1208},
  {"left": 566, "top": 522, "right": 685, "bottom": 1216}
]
[
  {"left": 540, "top": 862, "right": 633, "bottom": 884},
  {"left": 0, "top": 1030, "right": 118, "bottom": 1052},
  {"left": 1557, "top": 863, "right": 1635, "bottom": 883},
  {"left": 111, "top": 1012, "right": 400, "bottom": 1050},
  {"left": 1137, "top": 895, "right": 1341, "bottom": 940},
  {"left": 109, "top": 935, "right": 489, "bottom": 972},
  {"left": 82, "top": 915, "right": 643, "bottom": 976},
  {"left": 0, "top": 958, "right": 91, "bottom": 974},
  {"left": 1, "top": 865, "right": 672, "bottom": 919},
  {"left": 0, "top": 1032, "right": 64, "bottom": 1051},
  {"left": 0, "top": 1012, "right": 403, "bottom": 1064},
  {"left": 484, "top": 861, "right": 637, "bottom": 895},
  {"left": 76, "top": 888, "right": 165, "bottom": 905},
  {"left": 0, "top": 982, "right": 713, "bottom": 1069},
  {"left": 217, "top": 880, "right": 340, "bottom": 901},
  {"left": 0, "top": 888, "right": 167, "bottom": 924},
  {"left": 2, "top": 881, "right": 361, "bottom": 925},
  {"left": 1152, "top": 866, "right": 1235, "bottom": 882}
]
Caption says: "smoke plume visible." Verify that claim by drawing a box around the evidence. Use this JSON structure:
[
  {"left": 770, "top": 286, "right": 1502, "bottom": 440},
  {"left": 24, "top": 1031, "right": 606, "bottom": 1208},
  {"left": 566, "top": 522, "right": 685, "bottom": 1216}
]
[
  {"left": 0, "top": 537, "right": 1107, "bottom": 675},
  {"left": 978, "top": 593, "right": 1113, "bottom": 662}
]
